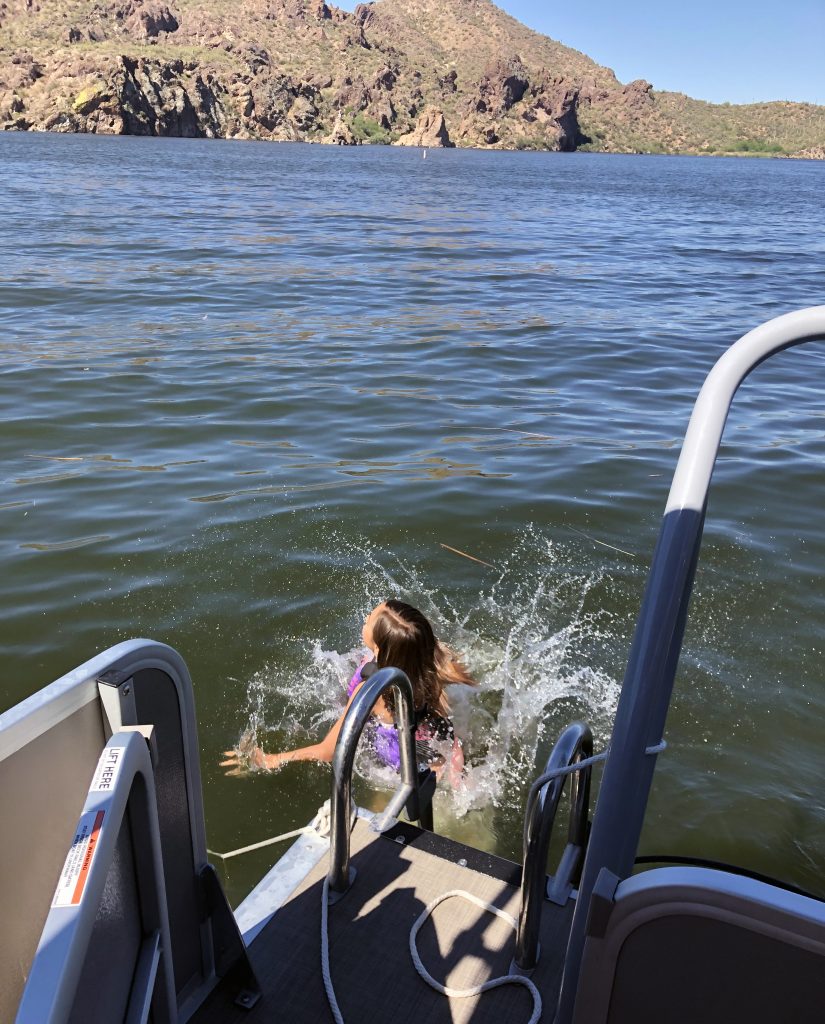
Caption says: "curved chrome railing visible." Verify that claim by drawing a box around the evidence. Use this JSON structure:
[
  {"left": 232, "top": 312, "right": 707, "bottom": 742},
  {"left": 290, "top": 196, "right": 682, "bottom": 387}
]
[
  {"left": 327, "top": 666, "right": 422, "bottom": 896},
  {"left": 515, "top": 721, "right": 593, "bottom": 971},
  {"left": 557, "top": 306, "right": 825, "bottom": 1020}
]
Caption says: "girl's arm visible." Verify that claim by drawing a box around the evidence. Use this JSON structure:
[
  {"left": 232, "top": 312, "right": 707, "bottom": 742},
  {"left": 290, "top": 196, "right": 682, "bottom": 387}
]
[
  {"left": 430, "top": 735, "right": 465, "bottom": 786},
  {"left": 449, "top": 736, "right": 465, "bottom": 774},
  {"left": 244, "top": 711, "right": 346, "bottom": 770},
  {"left": 221, "top": 681, "right": 377, "bottom": 773}
]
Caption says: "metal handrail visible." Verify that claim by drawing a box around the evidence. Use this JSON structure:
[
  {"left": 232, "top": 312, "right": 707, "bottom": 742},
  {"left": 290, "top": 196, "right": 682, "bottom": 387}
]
[
  {"left": 557, "top": 306, "right": 825, "bottom": 1022},
  {"left": 515, "top": 722, "right": 593, "bottom": 971},
  {"left": 327, "top": 667, "right": 422, "bottom": 896}
]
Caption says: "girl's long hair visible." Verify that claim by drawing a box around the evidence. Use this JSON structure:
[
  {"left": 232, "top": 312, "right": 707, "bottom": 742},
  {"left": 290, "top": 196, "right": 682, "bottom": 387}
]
[{"left": 372, "top": 599, "right": 476, "bottom": 716}]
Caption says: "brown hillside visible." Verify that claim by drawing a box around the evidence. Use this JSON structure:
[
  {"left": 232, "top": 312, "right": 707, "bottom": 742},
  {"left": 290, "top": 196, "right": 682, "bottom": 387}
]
[{"left": 0, "top": 0, "right": 822, "bottom": 156}]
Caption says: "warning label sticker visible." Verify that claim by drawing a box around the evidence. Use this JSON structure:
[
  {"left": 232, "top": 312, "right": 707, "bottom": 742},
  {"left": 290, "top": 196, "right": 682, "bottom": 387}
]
[
  {"left": 52, "top": 810, "right": 105, "bottom": 908},
  {"left": 90, "top": 745, "right": 125, "bottom": 793}
]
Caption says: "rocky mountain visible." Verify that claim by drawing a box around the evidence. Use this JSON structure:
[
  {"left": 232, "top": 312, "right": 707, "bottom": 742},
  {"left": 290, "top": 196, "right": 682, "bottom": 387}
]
[{"left": 1, "top": 0, "right": 823, "bottom": 156}]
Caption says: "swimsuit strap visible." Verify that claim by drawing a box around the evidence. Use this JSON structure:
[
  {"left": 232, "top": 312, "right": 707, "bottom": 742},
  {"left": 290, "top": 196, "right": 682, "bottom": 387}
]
[
  {"left": 414, "top": 703, "right": 430, "bottom": 727},
  {"left": 359, "top": 664, "right": 443, "bottom": 737},
  {"left": 362, "top": 662, "right": 428, "bottom": 722}
]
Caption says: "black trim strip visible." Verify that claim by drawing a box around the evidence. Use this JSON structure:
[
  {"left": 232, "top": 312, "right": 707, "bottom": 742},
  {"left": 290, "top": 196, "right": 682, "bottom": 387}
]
[{"left": 635, "top": 854, "right": 822, "bottom": 902}]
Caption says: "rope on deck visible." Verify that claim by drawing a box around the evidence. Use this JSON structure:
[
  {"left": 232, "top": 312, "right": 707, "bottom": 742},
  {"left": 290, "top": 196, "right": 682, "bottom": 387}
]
[
  {"left": 410, "top": 890, "right": 542, "bottom": 1024},
  {"left": 321, "top": 880, "right": 542, "bottom": 1024},
  {"left": 321, "top": 876, "right": 346, "bottom": 1024},
  {"left": 316, "top": 743, "right": 669, "bottom": 1022}
]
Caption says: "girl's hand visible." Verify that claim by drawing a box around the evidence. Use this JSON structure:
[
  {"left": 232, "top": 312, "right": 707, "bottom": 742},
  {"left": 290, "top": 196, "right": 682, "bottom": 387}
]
[{"left": 220, "top": 746, "right": 283, "bottom": 774}]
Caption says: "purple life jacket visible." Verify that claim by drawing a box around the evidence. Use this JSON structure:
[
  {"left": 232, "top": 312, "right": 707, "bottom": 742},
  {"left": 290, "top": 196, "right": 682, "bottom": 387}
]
[{"left": 347, "top": 658, "right": 454, "bottom": 770}]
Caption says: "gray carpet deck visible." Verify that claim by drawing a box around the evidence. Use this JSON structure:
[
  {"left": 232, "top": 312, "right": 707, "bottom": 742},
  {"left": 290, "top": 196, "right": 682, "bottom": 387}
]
[{"left": 194, "top": 819, "right": 575, "bottom": 1023}]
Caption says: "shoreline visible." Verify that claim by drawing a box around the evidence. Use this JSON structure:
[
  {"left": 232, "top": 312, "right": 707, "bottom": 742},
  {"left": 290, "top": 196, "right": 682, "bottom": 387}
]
[{"left": 2, "top": 124, "right": 822, "bottom": 160}]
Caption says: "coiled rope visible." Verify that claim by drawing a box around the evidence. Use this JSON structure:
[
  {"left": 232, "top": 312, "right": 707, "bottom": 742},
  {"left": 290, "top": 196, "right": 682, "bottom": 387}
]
[
  {"left": 322, "top": 874, "right": 542, "bottom": 1024},
  {"left": 410, "top": 890, "right": 542, "bottom": 1023},
  {"left": 234, "top": 743, "right": 667, "bottom": 1020}
]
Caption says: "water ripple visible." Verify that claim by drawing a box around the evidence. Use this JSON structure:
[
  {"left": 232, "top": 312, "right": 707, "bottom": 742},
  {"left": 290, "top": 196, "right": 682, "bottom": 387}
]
[{"left": 1, "top": 136, "right": 824, "bottom": 897}]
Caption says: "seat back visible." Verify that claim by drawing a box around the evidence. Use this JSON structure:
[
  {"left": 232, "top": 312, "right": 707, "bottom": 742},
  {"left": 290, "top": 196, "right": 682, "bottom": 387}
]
[{"left": 571, "top": 866, "right": 825, "bottom": 1024}]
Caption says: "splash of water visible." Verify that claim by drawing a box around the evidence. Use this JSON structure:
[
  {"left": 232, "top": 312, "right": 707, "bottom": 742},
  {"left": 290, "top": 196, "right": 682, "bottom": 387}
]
[{"left": 232, "top": 526, "right": 621, "bottom": 825}]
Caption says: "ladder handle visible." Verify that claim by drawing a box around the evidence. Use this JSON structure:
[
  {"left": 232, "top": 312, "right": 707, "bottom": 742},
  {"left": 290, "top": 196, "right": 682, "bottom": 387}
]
[
  {"left": 515, "top": 721, "right": 594, "bottom": 971},
  {"left": 327, "top": 667, "right": 418, "bottom": 895}
]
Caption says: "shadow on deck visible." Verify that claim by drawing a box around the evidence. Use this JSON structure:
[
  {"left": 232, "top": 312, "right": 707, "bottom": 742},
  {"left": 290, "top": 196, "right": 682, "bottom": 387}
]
[{"left": 194, "top": 819, "right": 575, "bottom": 1024}]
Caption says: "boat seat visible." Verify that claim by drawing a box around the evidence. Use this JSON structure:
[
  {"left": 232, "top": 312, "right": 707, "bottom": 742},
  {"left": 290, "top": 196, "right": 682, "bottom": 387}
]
[
  {"left": 570, "top": 866, "right": 825, "bottom": 1024},
  {"left": 1, "top": 641, "right": 254, "bottom": 1023}
]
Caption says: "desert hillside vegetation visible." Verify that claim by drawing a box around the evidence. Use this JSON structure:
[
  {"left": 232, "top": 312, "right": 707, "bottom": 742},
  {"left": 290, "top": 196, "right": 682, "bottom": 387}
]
[{"left": 1, "top": 0, "right": 823, "bottom": 156}]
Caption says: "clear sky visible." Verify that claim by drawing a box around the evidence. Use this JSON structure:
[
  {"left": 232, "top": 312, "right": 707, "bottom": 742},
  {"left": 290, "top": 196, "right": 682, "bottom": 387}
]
[
  {"left": 336, "top": 0, "right": 825, "bottom": 106},
  {"left": 506, "top": 0, "right": 825, "bottom": 105}
]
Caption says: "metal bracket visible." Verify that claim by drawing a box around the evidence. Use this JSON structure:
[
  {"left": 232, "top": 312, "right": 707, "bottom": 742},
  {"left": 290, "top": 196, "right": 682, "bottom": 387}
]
[
  {"left": 120, "top": 724, "right": 159, "bottom": 769},
  {"left": 584, "top": 867, "right": 620, "bottom": 939},
  {"left": 509, "top": 952, "right": 539, "bottom": 979},
  {"left": 199, "top": 864, "right": 262, "bottom": 1008},
  {"left": 98, "top": 675, "right": 137, "bottom": 737},
  {"left": 326, "top": 866, "right": 357, "bottom": 905},
  {"left": 546, "top": 841, "right": 583, "bottom": 906},
  {"left": 404, "top": 767, "right": 436, "bottom": 829},
  {"left": 97, "top": 668, "right": 132, "bottom": 688}
]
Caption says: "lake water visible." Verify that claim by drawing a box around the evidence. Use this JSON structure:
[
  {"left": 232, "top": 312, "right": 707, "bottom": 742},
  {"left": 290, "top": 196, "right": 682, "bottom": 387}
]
[{"left": 1, "top": 133, "right": 824, "bottom": 905}]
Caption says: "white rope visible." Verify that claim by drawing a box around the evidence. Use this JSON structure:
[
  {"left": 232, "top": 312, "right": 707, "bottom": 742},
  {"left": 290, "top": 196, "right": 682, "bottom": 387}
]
[
  {"left": 410, "top": 890, "right": 542, "bottom": 1024},
  {"left": 527, "top": 748, "right": 609, "bottom": 795},
  {"left": 319, "top": 741, "right": 669, "bottom": 1022},
  {"left": 321, "top": 882, "right": 541, "bottom": 1024},
  {"left": 321, "top": 876, "right": 345, "bottom": 1024},
  {"left": 526, "top": 739, "right": 667, "bottom": 800},
  {"left": 208, "top": 801, "right": 334, "bottom": 861}
]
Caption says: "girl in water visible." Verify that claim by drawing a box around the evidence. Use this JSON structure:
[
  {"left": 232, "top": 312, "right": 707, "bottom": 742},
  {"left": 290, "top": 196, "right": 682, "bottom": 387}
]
[{"left": 221, "top": 599, "right": 476, "bottom": 780}]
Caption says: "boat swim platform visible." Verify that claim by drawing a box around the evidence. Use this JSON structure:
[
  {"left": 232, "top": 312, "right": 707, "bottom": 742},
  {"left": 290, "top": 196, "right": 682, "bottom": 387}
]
[
  {"left": 3, "top": 643, "right": 577, "bottom": 1023},
  {"left": 193, "top": 817, "right": 575, "bottom": 1024}
]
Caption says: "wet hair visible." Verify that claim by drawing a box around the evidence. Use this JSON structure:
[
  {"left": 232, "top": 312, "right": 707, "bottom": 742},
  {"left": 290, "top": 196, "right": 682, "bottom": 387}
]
[{"left": 372, "top": 599, "right": 476, "bottom": 716}]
